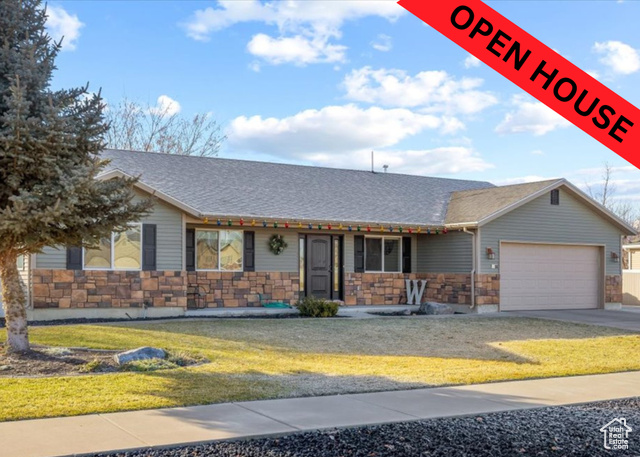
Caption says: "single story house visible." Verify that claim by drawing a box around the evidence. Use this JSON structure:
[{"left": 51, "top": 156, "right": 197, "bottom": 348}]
[{"left": 3, "top": 149, "right": 635, "bottom": 320}]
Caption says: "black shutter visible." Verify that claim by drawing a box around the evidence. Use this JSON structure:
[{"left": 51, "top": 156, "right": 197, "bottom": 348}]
[
  {"left": 244, "top": 231, "right": 255, "bottom": 272},
  {"left": 66, "top": 246, "right": 83, "bottom": 270},
  {"left": 402, "top": 237, "right": 412, "bottom": 273},
  {"left": 142, "top": 224, "right": 157, "bottom": 271},
  {"left": 186, "top": 228, "right": 196, "bottom": 271},
  {"left": 354, "top": 235, "right": 365, "bottom": 273}
]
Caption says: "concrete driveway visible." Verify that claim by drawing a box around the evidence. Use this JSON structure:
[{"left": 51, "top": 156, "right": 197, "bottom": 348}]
[{"left": 510, "top": 308, "right": 640, "bottom": 332}]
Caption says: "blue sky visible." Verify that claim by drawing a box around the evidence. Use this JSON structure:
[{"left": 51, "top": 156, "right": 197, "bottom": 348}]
[{"left": 46, "top": 0, "right": 640, "bottom": 201}]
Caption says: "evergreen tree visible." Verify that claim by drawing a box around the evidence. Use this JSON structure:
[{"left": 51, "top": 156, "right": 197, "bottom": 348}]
[{"left": 0, "top": 0, "right": 150, "bottom": 352}]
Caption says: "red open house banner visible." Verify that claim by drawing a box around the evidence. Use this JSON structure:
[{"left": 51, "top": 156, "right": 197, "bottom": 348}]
[{"left": 398, "top": 0, "right": 640, "bottom": 169}]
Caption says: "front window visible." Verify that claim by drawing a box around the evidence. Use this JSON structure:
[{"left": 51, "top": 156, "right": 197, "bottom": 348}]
[
  {"left": 114, "top": 227, "right": 142, "bottom": 269},
  {"left": 196, "top": 229, "right": 243, "bottom": 271},
  {"left": 84, "top": 225, "right": 142, "bottom": 270},
  {"left": 365, "top": 236, "right": 401, "bottom": 273},
  {"left": 220, "top": 230, "right": 243, "bottom": 271}
]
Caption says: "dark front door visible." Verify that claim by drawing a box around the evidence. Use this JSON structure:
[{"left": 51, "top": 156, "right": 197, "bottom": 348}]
[{"left": 306, "top": 235, "right": 332, "bottom": 299}]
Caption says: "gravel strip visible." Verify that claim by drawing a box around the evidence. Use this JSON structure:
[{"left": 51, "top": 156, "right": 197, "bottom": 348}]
[{"left": 94, "top": 398, "right": 639, "bottom": 457}]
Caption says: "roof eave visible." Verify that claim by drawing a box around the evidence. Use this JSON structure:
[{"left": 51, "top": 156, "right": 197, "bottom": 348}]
[
  {"left": 97, "top": 169, "right": 203, "bottom": 219},
  {"left": 444, "top": 222, "right": 479, "bottom": 229}
]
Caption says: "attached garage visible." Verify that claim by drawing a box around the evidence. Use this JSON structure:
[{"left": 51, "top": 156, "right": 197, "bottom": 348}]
[{"left": 500, "top": 243, "right": 602, "bottom": 311}]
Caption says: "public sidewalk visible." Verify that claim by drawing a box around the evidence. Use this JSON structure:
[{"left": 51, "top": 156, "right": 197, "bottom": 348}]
[{"left": 1, "top": 371, "right": 639, "bottom": 457}]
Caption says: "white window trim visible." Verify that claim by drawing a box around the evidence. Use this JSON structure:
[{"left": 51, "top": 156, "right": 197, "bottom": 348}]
[
  {"left": 364, "top": 235, "right": 402, "bottom": 273},
  {"left": 83, "top": 223, "right": 143, "bottom": 271},
  {"left": 195, "top": 228, "right": 244, "bottom": 272}
]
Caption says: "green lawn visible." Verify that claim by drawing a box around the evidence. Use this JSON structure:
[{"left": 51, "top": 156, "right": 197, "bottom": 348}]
[{"left": 1, "top": 316, "right": 639, "bottom": 422}]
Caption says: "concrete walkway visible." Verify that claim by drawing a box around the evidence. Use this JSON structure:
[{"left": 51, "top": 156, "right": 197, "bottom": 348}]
[
  {"left": 511, "top": 308, "right": 640, "bottom": 332},
  {"left": 1, "top": 371, "right": 639, "bottom": 457}
]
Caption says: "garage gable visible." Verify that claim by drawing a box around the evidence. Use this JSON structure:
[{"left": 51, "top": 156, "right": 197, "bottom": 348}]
[{"left": 480, "top": 186, "right": 624, "bottom": 276}]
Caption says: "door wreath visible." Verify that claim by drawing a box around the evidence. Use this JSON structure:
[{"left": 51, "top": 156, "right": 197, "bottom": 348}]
[{"left": 269, "top": 234, "right": 288, "bottom": 255}]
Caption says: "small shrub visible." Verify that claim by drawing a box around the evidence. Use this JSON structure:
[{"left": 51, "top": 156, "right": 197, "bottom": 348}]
[
  {"left": 81, "top": 359, "right": 111, "bottom": 373},
  {"left": 119, "top": 358, "right": 179, "bottom": 372},
  {"left": 167, "top": 351, "right": 207, "bottom": 367},
  {"left": 295, "top": 296, "right": 339, "bottom": 318}
]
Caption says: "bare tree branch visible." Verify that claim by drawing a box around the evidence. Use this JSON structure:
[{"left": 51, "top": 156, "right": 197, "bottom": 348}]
[
  {"left": 105, "top": 98, "right": 226, "bottom": 157},
  {"left": 586, "top": 162, "right": 640, "bottom": 250}
]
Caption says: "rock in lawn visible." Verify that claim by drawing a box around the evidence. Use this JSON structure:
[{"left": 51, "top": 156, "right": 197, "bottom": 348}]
[
  {"left": 420, "top": 302, "right": 454, "bottom": 315},
  {"left": 114, "top": 347, "right": 166, "bottom": 365}
]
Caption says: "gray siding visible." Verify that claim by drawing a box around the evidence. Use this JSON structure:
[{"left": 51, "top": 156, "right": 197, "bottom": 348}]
[
  {"left": 36, "top": 246, "right": 66, "bottom": 269},
  {"left": 344, "top": 234, "right": 355, "bottom": 273},
  {"left": 35, "top": 193, "right": 184, "bottom": 270},
  {"left": 480, "top": 188, "right": 622, "bottom": 275},
  {"left": 255, "top": 229, "right": 298, "bottom": 272},
  {"left": 144, "top": 198, "right": 183, "bottom": 270},
  {"left": 417, "top": 231, "right": 473, "bottom": 273}
]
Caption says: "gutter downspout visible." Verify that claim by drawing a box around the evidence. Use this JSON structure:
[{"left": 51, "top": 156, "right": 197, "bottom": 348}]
[{"left": 462, "top": 228, "right": 476, "bottom": 309}]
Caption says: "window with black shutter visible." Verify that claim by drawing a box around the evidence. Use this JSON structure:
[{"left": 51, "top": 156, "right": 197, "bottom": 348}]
[
  {"left": 354, "top": 235, "right": 365, "bottom": 273},
  {"left": 402, "top": 237, "right": 412, "bottom": 273},
  {"left": 186, "top": 228, "right": 196, "bottom": 271},
  {"left": 244, "top": 231, "right": 255, "bottom": 272},
  {"left": 66, "top": 246, "right": 83, "bottom": 270},
  {"left": 142, "top": 224, "right": 157, "bottom": 271}
]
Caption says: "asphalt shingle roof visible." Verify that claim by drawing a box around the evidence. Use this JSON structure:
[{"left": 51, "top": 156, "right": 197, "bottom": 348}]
[
  {"left": 445, "top": 179, "right": 563, "bottom": 225},
  {"left": 101, "top": 149, "right": 495, "bottom": 226}
]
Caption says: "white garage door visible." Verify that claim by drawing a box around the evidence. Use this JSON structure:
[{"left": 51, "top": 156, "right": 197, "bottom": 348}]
[{"left": 501, "top": 243, "right": 601, "bottom": 311}]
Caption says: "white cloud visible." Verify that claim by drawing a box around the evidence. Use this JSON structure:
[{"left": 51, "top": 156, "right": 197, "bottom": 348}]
[
  {"left": 248, "top": 61, "right": 262, "bottom": 73},
  {"left": 531, "top": 150, "right": 544, "bottom": 155},
  {"left": 495, "top": 96, "right": 571, "bottom": 136},
  {"left": 463, "top": 54, "right": 481, "bottom": 69},
  {"left": 593, "top": 40, "right": 640, "bottom": 75},
  {"left": 342, "top": 67, "right": 498, "bottom": 115},
  {"left": 182, "top": 0, "right": 404, "bottom": 65},
  {"left": 149, "top": 95, "right": 181, "bottom": 116},
  {"left": 45, "top": 5, "right": 84, "bottom": 51},
  {"left": 183, "top": 0, "right": 403, "bottom": 40},
  {"left": 228, "top": 104, "right": 464, "bottom": 158},
  {"left": 371, "top": 34, "right": 392, "bottom": 52},
  {"left": 586, "top": 69, "right": 601, "bottom": 80},
  {"left": 247, "top": 34, "right": 346, "bottom": 65}
]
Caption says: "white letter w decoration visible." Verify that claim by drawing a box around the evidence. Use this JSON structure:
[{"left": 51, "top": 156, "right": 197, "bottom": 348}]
[{"left": 405, "top": 280, "right": 427, "bottom": 305}]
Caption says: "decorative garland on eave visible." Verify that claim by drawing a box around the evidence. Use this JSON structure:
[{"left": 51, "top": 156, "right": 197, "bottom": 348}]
[
  {"left": 269, "top": 234, "right": 288, "bottom": 255},
  {"left": 199, "top": 217, "right": 450, "bottom": 235}
]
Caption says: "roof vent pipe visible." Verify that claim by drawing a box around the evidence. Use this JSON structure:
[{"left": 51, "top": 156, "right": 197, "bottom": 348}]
[{"left": 383, "top": 165, "right": 389, "bottom": 173}]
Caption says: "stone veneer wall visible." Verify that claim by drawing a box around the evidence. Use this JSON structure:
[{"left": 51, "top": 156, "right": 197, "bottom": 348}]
[
  {"left": 30, "top": 269, "right": 299, "bottom": 310},
  {"left": 474, "top": 274, "right": 500, "bottom": 306},
  {"left": 186, "top": 272, "right": 299, "bottom": 308},
  {"left": 605, "top": 274, "right": 622, "bottom": 303},
  {"left": 32, "top": 270, "right": 504, "bottom": 309},
  {"left": 344, "top": 273, "right": 474, "bottom": 306},
  {"left": 32, "top": 270, "right": 187, "bottom": 309}
]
